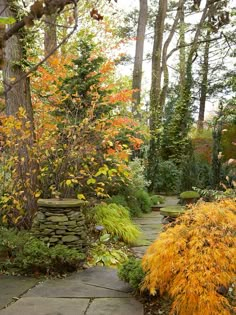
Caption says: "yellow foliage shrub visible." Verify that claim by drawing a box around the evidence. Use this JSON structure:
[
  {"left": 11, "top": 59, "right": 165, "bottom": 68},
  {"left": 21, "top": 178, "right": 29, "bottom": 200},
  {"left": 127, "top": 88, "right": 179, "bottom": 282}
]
[{"left": 142, "top": 199, "right": 236, "bottom": 315}]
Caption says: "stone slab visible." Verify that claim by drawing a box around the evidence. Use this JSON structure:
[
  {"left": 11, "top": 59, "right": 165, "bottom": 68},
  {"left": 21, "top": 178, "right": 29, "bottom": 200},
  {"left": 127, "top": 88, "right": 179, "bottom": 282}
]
[
  {"left": 133, "top": 219, "right": 162, "bottom": 225},
  {"left": 66, "top": 267, "right": 132, "bottom": 293},
  {"left": 131, "top": 246, "right": 148, "bottom": 258},
  {"left": 139, "top": 224, "right": 162, "bottom": 231},
  {"left": 38, "top": 198, "right": 85, "bottom": 208},
  {"left": 138, "top": 213, "right": 163, "bottom": 218},
  {"left": 87, "top": 297, "right": 143, "bottom": 315},
  {"left": 0, "top": 275, "right": 38, "bottom": 310},
  {"left": 0, "top": 297, "right": 89, "bottom": 315},
  {"left": 25, "top": 279, "right": 130, "bottom": 298}
]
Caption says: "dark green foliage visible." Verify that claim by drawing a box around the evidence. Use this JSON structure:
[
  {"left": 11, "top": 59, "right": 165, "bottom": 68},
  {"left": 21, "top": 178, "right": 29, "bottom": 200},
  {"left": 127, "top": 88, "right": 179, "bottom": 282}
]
[
  {"left": 0, "top": 228, "right": 84, "bottom": 275},
  {"left": 152, "top": 160, "right": 181, "bottom": 194},
  {"left": 108, "top": 189, "right": 153, "bottom": 217},
  {"left": 179, "top": 154, "right": 212, "bottom": 191},
  {"left": 59, "top": 39, "right": 110, "bottom": 122},
  {"left": 118, "top": 258, "right": 145, "bottom": 290},
  {"left": 108, "top": 195, "right": 129, "bottom": 209}
]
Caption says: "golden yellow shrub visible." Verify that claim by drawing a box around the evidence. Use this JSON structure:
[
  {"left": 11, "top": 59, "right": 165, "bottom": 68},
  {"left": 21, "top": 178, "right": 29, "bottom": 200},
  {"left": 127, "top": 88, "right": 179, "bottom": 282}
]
[{"left": 142, "top": 199, "right": 236, "bottom": 315}]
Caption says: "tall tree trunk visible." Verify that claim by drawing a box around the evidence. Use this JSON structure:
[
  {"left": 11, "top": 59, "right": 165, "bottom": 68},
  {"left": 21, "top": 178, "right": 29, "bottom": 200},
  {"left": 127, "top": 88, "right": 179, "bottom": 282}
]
[
  {"left": 197, "top": 29, "right": 211, "bottom": 130},
  {"left": 132, "top": 0, "right": 147, "bottom": 116},
  {"left": 149, "top": 0, "right": 168, "bottom": 131},
  {"left": 44, "top": 14, "right": 57, "bottom": 57},
  {"left": 178, "top": 4, "right": 186, "bottom": 90},
  {"left": 2, "top": 0, "right": 38, "bottom": 223},
  {"left": 159, "top": 0, "right": 184, "bottom": 111},
  {"left": 148, "top": 0, "right": 168, "bottom": 190}
]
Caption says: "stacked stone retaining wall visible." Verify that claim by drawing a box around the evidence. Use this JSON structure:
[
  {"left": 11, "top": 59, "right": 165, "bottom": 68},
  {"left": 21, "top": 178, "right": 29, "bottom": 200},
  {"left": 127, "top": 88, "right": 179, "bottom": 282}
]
[{"left": 32, "top": 199, "right": 87, "bottom": 251}]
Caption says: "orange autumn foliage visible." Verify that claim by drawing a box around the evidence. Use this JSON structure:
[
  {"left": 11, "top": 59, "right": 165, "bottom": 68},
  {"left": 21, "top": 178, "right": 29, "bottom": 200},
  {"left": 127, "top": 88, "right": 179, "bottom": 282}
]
[{"left": 142, "top": 199, "right": 236, "bottom": 315}]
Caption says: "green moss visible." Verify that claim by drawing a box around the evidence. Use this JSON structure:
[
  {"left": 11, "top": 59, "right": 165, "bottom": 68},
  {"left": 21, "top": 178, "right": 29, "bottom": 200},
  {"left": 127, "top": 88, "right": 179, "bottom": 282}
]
[
  {"left": 160, "top": 206, "right": 185, "bottom": 217},
  {"left": 180, "top": 191, "right": 200, "bottom": 199}
]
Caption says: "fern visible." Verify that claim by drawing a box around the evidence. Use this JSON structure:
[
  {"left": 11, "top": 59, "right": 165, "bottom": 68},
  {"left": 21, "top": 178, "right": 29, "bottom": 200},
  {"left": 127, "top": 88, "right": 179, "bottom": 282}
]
[
  {"left": 142, "top": 199, "right": 236, "bottom": 315},
  {"left": 93, "top": 203, "right": 141, "bottom": 245}
]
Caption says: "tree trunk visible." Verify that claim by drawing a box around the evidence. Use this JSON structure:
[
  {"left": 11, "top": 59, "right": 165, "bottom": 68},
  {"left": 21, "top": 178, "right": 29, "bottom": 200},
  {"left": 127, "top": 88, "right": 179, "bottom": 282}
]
[
  {"left": 149, "top": 0, "right": 168, "bottom": 132},
  {"left": 197, "top": 29, "right": 211, "bottom": 130},
  {"left": 148, "top": 0, "right": 168, "bottom": 190},
  {"left": 2, "top": 0, "right": 38, "bottom": 223},
  {"left": 44, "top": 14, "right": 57, "bottom": 57},
  {"left": 178, "top": 4, "right": 186, "bottom": 90},
  {"left": 132, "top": 0, "right": 147, "bottom": 116}
]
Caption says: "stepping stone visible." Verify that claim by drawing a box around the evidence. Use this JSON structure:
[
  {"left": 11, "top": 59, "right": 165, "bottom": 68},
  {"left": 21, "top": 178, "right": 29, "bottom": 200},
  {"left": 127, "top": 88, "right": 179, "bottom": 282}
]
[
  {"left": 0, "top": 275, "right": 38, "bottom": 310},
  {"left": 0, "top": 297, "right": 89, "bottom": 315},
  {"left": 140, "top": 224, "right": 162, "bottom": 231},
  {"left": 134, "top": 218, "right": 162, "bottom": 225},
  {"left": 25, "top": 279, "right": 130, "bottom": 298},
  {"left": 132, "top": 246, "right": 148, "bottom": 258},
  {"left": 66, "top": 267, "right": 132, "bottom": 292},
  {"left": 87, "top": 297, "right": 143, "bottom": 315}
]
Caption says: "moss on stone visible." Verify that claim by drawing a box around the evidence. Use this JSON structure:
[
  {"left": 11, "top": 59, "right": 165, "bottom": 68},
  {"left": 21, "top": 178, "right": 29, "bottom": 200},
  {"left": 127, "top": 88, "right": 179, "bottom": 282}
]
[{"left": 179, "top": 191, "right": 200, "bottom": 199}]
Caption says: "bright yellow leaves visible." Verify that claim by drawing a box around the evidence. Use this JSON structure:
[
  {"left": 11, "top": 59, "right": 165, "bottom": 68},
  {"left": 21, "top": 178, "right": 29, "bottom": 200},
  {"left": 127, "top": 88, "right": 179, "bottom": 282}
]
[{"left": 142, "top": 199, "right": 236, "bottom": 315}]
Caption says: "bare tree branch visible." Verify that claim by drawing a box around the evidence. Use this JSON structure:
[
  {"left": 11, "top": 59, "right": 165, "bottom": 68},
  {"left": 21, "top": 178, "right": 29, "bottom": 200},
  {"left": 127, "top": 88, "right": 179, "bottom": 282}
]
[
  {"left": 166, "top": 33, "right": 222, "bottom": 61},
  {"left": 4, "top": 1, "right": 78, "bottom": 93}
]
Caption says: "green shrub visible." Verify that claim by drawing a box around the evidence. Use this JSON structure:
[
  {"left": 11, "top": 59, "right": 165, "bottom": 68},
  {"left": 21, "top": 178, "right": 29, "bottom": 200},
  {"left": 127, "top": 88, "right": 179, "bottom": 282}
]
[
  {"left": 179, "top": 191, "right": 200, "bottom": 199},
  {"left": 108, "top": 190, "right": 143, "bottom": 217},
  {"left": 118, "top": 258, "right": 145, "bottom": 290},
  {"left": 134, "top": 189, "right": 152, "bottom": 213},
  {"left": 128, "top": 158, "right": 150, "bottom": 190},
  {"left": 92, "top": 203, "right": 141, "bottom": 244},
  {"left": 153, "top": 160, "right": 181, "bottom": 194},
  {"left": 107, "top": 158, "right": 151, "bottom": 217},
  {"left": 107, "top": 195, "right": 129, "bottom": 209},
  {"left": 179, "top": 155, "right": 212, "bottom": 191},
  {"left": 0, "top": 228, "right": 84, "bottom": 275},
  {"left": 150, "top": 195, "right": 165, "bottom": 205}
]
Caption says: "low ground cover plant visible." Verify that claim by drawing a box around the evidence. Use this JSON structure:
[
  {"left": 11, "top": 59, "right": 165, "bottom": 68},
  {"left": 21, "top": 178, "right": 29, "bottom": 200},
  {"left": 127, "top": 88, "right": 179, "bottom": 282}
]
[
  {"left": 118, "top": 258, "right": 145, "bottom": 290},
  {"left": 0, "top": 228, "right": 85, "bottom": 275},
  {"left": 142, "top": 199, "right": 236, "bottom": 315}
]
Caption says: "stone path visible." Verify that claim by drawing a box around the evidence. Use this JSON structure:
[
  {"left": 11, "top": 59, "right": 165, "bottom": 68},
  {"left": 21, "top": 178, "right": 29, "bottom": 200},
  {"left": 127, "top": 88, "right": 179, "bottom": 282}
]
[
  {"left": 132, "top": 196, "right": 179, "bottom": 258},
  {"left": 0, "top": 196, "right": 178, "bottom": 315},
  {"left": 0, "top": 267, "right": 143, "bottom": 315}
]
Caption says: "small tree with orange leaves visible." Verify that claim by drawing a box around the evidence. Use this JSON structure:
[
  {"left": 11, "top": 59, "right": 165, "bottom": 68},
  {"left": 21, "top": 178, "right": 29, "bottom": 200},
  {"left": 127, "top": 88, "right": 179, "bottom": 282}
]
[{"left": 142, "top": 199, "right": 236, "bottom": 315}]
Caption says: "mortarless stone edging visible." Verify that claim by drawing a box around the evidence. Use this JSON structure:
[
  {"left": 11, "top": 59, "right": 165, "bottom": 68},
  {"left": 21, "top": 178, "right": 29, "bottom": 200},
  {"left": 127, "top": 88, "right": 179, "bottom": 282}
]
[{"left": 31, "top": 199, "right": 87, "bottom": 252}]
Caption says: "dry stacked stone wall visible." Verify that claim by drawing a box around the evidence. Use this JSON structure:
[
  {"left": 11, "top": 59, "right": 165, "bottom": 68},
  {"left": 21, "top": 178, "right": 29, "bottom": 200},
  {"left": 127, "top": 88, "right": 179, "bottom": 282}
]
[{"left": 32, "top": 199, "right": 87, "bottom": 251}]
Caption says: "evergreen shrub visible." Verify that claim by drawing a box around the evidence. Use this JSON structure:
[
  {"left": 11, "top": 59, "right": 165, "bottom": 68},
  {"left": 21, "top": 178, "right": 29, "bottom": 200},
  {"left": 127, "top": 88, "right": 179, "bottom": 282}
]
[
  {"left": 118, "top": 258, "right": 145, "bottom": 290},
  {"left": 153, "top": 160, "right": 181, "bottom": 194}
]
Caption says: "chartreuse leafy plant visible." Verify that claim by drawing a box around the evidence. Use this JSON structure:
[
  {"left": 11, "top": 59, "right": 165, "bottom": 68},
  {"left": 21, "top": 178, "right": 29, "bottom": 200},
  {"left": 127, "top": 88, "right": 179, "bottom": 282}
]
[
  {"left": 92, "top": 203, "right": 141, "bottom": 245},
  {"left": 142, "top": 199, "right": 236, "bottom": 315},
  {"left": 88, "top": 243, "right": 128, "bottom": 267}
]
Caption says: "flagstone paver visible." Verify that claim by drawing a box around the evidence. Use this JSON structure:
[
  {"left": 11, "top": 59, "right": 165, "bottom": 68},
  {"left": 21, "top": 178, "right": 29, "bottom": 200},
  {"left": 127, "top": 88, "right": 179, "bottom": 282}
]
[
  {"left": 0, "top": 297, "right": 89, "bottom": 315},
  {"left": 132, "top": 196, "right": 179, "bottom": 257},
  {"left": 0, "top": 275, "right": 38, "bottom": 310},
  {"left": 0, "top": 267, "right": 143, "bottom": 315}
]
